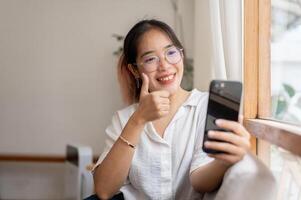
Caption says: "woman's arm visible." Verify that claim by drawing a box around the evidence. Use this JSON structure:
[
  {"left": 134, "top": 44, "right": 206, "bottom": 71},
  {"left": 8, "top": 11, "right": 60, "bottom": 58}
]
[
  {"left": 190, "top": 119, "right": 251, "bottom": 193},
  {"left": 93, "top": 112, "right": 145, "bottom": 199},
  {"left": 94, "top": 74, "right": 170, "bottom": 199},
  {"left": 190, "top": 160, "right": 230, "bottom": 193}
]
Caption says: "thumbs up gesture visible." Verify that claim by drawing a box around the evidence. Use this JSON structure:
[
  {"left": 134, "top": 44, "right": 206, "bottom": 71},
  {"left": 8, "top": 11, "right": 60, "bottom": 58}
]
[{"left": 135, "top": 73, "right": 170, "bottom": 124}]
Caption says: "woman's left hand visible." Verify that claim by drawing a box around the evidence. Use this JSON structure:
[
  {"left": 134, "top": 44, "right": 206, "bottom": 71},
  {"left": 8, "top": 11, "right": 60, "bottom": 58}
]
[{"left": 204, "top": 119, "right": 251, "bottom": 166}]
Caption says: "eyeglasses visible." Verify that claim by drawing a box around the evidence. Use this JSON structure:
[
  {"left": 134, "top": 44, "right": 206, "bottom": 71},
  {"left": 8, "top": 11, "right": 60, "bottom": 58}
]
[{"left": 135, "top": 46, "right": 183, "bottom": 73}]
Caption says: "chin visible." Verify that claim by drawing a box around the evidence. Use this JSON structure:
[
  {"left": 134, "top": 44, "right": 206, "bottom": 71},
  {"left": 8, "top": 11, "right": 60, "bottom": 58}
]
[
  {"left": 151, "top": 83, "right": 181, "bottom": 95},
  {"left": 165, "top": 85, "right": 180, "bottom": 95}
]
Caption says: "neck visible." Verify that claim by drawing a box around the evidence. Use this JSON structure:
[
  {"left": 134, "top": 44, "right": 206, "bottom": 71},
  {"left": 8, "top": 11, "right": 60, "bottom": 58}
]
[{"left": 169, "top": 87, "right": 189, "bottom": 107}]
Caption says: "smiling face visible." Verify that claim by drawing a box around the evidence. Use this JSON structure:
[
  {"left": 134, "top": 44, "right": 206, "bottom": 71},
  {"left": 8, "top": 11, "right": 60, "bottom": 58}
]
[{"left": 135, "top": 28, "right": 184, "bottom": 95}]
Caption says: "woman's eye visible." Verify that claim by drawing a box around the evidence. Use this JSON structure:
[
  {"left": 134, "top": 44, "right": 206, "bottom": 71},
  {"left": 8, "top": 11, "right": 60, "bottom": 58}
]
[
  {"left": 166, "top": 49, "right": 177, "bottom": 56},
  {"left": 143, "top": 56, "right": 156, "bottom": 64}
]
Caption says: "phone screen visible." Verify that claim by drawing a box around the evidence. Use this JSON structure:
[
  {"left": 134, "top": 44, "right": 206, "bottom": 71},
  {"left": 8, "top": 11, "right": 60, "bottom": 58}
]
[{"left": 202, "top": 80, "right": 242, "bottom": 154}]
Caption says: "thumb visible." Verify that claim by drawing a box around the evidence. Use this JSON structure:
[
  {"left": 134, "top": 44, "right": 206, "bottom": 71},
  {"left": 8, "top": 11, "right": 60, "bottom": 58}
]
[{"left": 140, "top": 73, "right": 149, "bottom": 98}]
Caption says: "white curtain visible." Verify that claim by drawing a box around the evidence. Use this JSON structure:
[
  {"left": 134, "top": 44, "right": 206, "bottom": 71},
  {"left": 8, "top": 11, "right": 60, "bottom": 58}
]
[{"left": 193, "top": 0, "right": 242, "bottom": 91}]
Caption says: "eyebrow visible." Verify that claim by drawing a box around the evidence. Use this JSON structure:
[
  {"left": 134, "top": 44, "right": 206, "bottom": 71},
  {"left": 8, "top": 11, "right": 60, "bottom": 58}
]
[{"left": 140, "top": 44, "right": 174, "bottom": 58}]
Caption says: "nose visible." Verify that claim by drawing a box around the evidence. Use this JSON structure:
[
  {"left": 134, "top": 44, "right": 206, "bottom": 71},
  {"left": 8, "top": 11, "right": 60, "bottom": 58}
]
[{"left": 157, "top": 56, "right": 170, "bottom": 71}]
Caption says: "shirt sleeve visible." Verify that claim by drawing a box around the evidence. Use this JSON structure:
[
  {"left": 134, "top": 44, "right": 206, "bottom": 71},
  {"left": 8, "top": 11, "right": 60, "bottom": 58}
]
[
  {"left": 190, "top": 93, "right": 214, "bottom": 174},
  {"left": 92, "top": 112, "right": 122, "bottom": 172}
]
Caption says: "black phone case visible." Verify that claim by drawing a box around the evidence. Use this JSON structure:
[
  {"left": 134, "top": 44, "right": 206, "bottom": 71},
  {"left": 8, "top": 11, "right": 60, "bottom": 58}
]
[{"left": 202, "top": 80, "right": 242, "bottom": 154}]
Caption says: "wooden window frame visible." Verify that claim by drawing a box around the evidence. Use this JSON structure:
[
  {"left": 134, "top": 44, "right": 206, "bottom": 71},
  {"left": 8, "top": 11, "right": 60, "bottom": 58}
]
[{"left": 244, "top": 0, "right": 301, "bottom": 164}]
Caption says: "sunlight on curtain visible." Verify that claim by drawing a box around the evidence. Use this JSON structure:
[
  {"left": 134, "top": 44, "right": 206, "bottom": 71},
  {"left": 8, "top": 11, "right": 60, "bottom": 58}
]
[{"left": 193, "top": 0, "right": 242, "bottom": 91}]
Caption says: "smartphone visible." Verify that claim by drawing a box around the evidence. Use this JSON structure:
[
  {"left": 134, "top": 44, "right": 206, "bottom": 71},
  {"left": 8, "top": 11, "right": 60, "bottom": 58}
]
[{"left": 202, "top": 80, "right": 242, "bottom": 154}]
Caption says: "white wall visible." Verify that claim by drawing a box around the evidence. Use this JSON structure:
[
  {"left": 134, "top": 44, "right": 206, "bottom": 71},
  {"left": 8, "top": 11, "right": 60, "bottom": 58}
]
[
  {"left": 0, "top": 0, "right": 194, "bottom": 199},
  {"left": 0, "top": 0, "right": 176, "bottom": 157},
  {"left": 177, "top": 0, "right": 195, "bottom": 58}
]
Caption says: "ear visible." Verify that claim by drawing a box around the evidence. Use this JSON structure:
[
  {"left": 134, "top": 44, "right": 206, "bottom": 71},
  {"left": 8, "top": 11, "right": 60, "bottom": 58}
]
[{"left": 127, "top": 64, "right": 140, "bottom": 79}]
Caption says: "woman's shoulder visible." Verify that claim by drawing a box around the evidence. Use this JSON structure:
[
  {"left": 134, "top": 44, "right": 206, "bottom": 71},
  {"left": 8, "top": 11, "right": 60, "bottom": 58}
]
[
  {"left": 118, "top": 103, "right": 137, "bottom": 114},
  {"left": 191, "top": 88, "right": 208, "bottom": 98},
  {"left": 114, "top": 103, "right": 137, "bottom": 122},
  {"left": 108, "top": 104, "right": 137, "bottom": 129}
]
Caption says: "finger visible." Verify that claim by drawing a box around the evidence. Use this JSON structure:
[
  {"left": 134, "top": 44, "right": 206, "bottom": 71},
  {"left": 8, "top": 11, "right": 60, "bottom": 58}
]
[
  {"left": 159, "top": 104, "right": 170, "bottom": 111},
  {"left": 149, "top": 95, "right": 169, "bottom": 109},
  {"left": 148, "top": 92, "right": 169, "bottom": 105},
  {"left": 208, "top": 131, "right": 240, "bottom": 145},
  {"left": 238, "top": 115, "right": 244, "bottom": 124},
  {"left": 215, "top": 119, "right": 249, "bottom": 138},
  {"left": 204, "top": 141, "right": 244, "bottom": 156},
  {"left": 208, "top": 131, "right": 250, "bottom": 149},
  {"left": 159, "top": 97, "right": 170, "bottom": 105},
  {"left": 152, "top": 90, "right": 170, "bottom": 98},
  {"left": 208, "top": 153, "right": 242, "bottom": 164},
  {"left": 158, "top": 110, "right": 169, "bottom": 118},
  {"left": 140, "top": 73, "right": 149, "bottom": 99}
]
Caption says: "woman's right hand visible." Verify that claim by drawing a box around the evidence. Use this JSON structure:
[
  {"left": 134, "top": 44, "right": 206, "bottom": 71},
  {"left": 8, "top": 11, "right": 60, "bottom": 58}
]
[{"left": 133, "top": 73, "right": 170, "bottom": 124}]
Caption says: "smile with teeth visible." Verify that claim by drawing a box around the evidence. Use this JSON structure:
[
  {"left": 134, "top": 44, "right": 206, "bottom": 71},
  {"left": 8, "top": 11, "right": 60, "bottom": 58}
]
[{"left": 158, "top": 74, "right": 175, "bottom": 81}]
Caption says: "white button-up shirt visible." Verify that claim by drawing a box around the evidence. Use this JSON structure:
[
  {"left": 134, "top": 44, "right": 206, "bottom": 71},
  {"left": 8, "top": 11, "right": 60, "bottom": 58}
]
[{"left": 95, "top": 89, "right": 213, "bottom": 200}]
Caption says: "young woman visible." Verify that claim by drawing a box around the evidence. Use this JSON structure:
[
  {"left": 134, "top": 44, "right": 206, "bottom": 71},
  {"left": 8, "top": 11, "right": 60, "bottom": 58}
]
[{"left": 92, "top": 19, "right": 250, "bottom": 200}]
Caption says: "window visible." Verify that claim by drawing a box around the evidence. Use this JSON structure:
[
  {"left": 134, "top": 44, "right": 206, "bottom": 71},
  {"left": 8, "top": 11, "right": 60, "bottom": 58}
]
[
  {"left": 271, "top": 0, "right": 301, "bottom": 126},
  {"left": 244, "top": 0, "right": 301, "bottom": 199}
]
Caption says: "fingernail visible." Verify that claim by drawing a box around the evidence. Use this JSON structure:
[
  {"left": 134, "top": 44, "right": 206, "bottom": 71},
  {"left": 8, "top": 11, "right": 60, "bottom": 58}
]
[
  {"left": 208, "top": 131, "right": 214, "bottom": 137},
  {"left": 204, "top": 142, "right": 210, "bottom": 147},
  {"left": 215, "top": 119, "right": 222, "bottom": 125}
]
